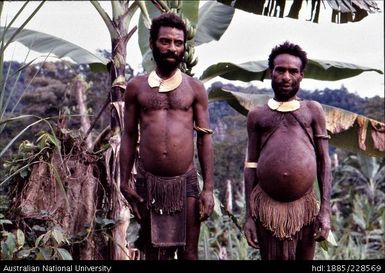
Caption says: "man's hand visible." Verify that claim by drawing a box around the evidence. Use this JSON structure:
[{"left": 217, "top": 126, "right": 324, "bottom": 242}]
[
  {"left": 313, "top": 210, "right": 331, "bottom": 242},
  {"left": 121, "top": 186, "right": 144, "bottom": 221},
  {"left": 244, "top": 216, "right": 258, "bottom": 249},
  {"left": 199, "top": 189, "right": 214, "bottom": 221}
]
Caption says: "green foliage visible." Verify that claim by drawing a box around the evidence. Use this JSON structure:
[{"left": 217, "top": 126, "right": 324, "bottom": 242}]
[
  {"left": 198, "top": 209, "right": 259, "bottom": 260},
  {"left": 1, "top": 129, "right": 58, "bottom": 188},
  {"left": 0, "top": 214, "right": 72, "bottom": 260},
  {"left": 316, "top": 155, "right": 385, "bottom": 259}
]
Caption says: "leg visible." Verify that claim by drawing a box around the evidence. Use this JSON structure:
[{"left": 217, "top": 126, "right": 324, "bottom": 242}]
[
  {"left": 295, "top": 223, "right": 316, "bottom": 260},
  {"left": 179, "top": 197, "right": 200, "bottom": 260},
  {"left": 255, "top": 220, "right": 297, "bottom": 260},
  {"left": 255, "top": 220, "right": 269, "bottom": 260}
]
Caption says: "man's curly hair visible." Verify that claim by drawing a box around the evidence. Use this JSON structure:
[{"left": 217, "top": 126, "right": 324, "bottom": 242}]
[
  {"left": 150, "top": 12, "right": 187, "bottom": 44},
  {"left": 268, "top": 41, "right": 308, "bottom": 71}
]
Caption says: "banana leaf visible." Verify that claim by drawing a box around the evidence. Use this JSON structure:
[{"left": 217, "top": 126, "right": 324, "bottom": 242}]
[
  {"left": 194, "top": 1, "right": 234, "bottom": 46},
  {"left": 208, "top": 88, "right": 385, "bottom": 157},
  {"left": 200, "top": 59, "right": 383, "bottom": 83},
  {"left": 138, "top": 1, "right": 234, "bottom": 72},
  {"left": 216, "top": 0, "right": 380, "bottom": 24},
  {"left": 0, "top": 27, "right": 109, "bottom": 72}
]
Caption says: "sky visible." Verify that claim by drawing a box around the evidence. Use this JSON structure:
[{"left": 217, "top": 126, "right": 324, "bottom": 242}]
[{"left": 1, "top": 1, "right": 384, "bottom": 98}]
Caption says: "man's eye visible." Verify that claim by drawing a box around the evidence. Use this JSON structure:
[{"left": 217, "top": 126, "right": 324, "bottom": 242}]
[{"left": 275, "top": 68, "right": 285, "bottom": 73}]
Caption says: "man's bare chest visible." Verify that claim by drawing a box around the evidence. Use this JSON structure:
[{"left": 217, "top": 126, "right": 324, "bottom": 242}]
[
  {"left": 257, "top": 110, "right": 313, "bottom": 134},
  {"left": 138, "top": 88, "right": 194, "bottom": 112}
]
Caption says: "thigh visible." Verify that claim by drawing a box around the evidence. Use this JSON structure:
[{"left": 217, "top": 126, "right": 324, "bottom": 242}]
[
  {"left": 255, "top": 220, "right": 297, "bottom": 260},
  {"left": 179, "top": 197, "right": 200, "bottom": 260},
  {"left": 296, "top": 223, "right": 316, "bottom": 260}
]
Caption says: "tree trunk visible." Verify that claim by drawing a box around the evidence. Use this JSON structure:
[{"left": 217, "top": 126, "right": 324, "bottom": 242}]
[
  {"left": 107, "top": 4, "right": 132, "bottom": 259},
  {"left": 73, "top": 76, "right": 92, "bottom": 149}
]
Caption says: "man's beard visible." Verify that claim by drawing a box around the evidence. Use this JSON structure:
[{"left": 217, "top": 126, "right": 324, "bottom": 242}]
[
  {"left": 152, "top": 46, "right": 184, "bottom": 74},
  {"left": 271, "top": 81, "right": 300, "bottom": 101}
]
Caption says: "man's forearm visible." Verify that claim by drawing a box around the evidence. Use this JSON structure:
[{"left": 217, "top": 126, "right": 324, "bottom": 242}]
[
  {"left": 120, "top": 132, "right": 138, "bottom": 188},
  {"left": 317, "top": 155, "right": 331, "bottom": 214},
  {"left": 244, "top": 168, "right": 257, "bottom": 217},
  {"left": 197, "top": 134, "right": 214, "bottom": 192}
]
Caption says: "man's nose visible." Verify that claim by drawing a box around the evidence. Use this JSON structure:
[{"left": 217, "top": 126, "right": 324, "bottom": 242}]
[
  {"left": 282, "top": 71, "right": 290, "bottom": 80},
  {"left": 169, "top": 42, "right": 177, "bottom": 52}
]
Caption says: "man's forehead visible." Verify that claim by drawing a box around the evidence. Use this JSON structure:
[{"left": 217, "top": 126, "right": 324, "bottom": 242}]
[
  {"left": 274, "top": 54, "right": 302, "bottom": 67},
  {"left": 158, "top": 26, "right": 184, "bottom": 38}
]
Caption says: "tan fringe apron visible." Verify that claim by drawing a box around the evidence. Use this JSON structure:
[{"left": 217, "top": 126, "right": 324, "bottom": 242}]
[{"left": 250, "top": 184, "right": 319, "bottom": 240}]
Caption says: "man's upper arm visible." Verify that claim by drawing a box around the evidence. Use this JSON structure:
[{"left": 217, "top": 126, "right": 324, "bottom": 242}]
[
  {"left": 193, "top": 80, "right": 210, "bottom": 127},
  {"left": 310, "top": 101, "right": 328, "bottom": 136},
  {"left": 123, "top": 80, "right": 139, "bottom": 134},
  {"left": 247, "top": 110, "right": 259, "bottom": 162}
]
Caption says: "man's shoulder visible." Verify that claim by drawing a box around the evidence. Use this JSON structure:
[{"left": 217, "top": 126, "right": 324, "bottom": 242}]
[
  {"left": 248, "top": 105, "right": 267, "bottom": 119},
  {"left": 182, "top": 73, "right": 204, "bottom": 87},
  {"left": 128, "top": 74, "right": 148, "bottom": 83},
  {"left": 126, "top": 74, "right": 149, "bottom": 89},
  {"left": 300, "top": 99, "right": 323, "bottom": 110}
]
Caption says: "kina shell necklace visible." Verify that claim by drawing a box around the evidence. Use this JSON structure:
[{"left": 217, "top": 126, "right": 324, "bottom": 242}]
[
  {"left": 148, "top": 69, "right": 182, "bottom": 92},
  {"left": 267, "top": 97, "right": 301, "bottom": 112}
]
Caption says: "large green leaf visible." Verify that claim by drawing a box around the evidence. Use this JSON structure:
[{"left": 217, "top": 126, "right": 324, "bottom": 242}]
[
  {"left": 208, "top": 88, "right": 385, "bottom": 157},
  {"left": 0, "top": 27, "right": 108, "bottom": 72},
  {"left": 137, "top": 1, "right": 199, "bottom": 56},
  {"left": 138, "top": 2, "right": 162, "bottom": 57},
  {"left": 138, "top": 0, "right": 234, "bottom": 72},
  {"left": 200, "top": 59, "right": 383, "bottom": 83},
  {"left": 216, "top": 0, "right": 380, "bottom": 24},
  {"left": 194, "top": 1, "right": 235, "bottom": 46}
]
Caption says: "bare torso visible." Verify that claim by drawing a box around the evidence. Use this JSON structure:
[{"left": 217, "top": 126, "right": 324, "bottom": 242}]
[
  {"left": 136, "top": 74, "right": 195, "bottom": 176},
  {"left": 255, "top": 103, "right": 317, "bottom": 202}
]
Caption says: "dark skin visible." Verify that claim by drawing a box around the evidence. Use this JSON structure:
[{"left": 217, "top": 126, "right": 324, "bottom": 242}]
[
  {"left": 244, "top": 54, "right": 332, "bottom": 259},
  {"left": 119, "top": 26, "right": 214, "bottom": 260}
]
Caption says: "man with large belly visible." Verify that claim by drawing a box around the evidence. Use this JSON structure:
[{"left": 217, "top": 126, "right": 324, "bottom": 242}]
[
  {"left": 119, "top": 13, "right": 214, "bottom": 260},
  {"left": 244, "top": 42, "right": 332, "bottom": 260}
]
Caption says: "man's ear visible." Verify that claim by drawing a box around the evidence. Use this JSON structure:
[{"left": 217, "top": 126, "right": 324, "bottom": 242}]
[{"left": 149, "top": 39, "right": 153, "bottom": 50}]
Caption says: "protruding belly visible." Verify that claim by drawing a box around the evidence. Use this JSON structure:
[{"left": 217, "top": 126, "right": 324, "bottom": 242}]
[{"left": 257, "top": 137, "right": 316, "bottom": 202}]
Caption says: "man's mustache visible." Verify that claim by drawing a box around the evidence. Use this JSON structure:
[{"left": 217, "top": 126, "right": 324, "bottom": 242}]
[{"left": 160, "top": 51, "right": 179, "bottom": 59}]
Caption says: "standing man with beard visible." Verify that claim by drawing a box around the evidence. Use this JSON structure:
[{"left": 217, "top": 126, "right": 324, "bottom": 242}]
[
  {"left": 120, "top": 13, "right": 214, "bottom": 260},
  {"left": 243, "top": 42, "right": 332, "bottom": 260}
]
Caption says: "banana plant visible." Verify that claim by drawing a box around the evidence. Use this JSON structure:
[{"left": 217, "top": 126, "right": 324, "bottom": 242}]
[
  {"left": 0, "top": 0, "right": 152, "bottom": 260},
  {"left": 0, "top": 1, "right": 47, "bottom": 135}
]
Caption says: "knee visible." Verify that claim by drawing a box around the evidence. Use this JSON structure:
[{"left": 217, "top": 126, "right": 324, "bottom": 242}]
[{"left": 180, "top": 247, "right": 198, "bottom": 260}]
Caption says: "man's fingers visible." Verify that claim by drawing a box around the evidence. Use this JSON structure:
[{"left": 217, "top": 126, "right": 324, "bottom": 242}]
[
  {"left": 131, "top": 204, "right": 142, "bottom": 221},
  {"left": 200, "top": 213, "right": 208, "bottom": 221},
  {"left": 245, "top": 231, "right": 258, "bottom": 249},
  {"left": 130, "top": 191, "right": 144, "bottom": 203},
  {"left": 199, "top": 205, "right": 210, "bottom": 221},
  {"left": 314, "top": 227, "right": 329, "bottom": 242}
]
